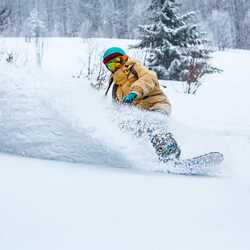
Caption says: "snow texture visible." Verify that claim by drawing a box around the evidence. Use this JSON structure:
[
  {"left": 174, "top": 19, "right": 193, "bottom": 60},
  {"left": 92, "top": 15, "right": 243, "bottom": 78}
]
[{"left": 0, "top": 38, "right": 250, "bottom": 250}]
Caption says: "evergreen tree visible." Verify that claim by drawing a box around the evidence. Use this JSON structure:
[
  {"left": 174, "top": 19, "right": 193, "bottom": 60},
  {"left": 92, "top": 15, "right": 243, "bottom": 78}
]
[
  {"left": 133, "top": 0, "right": 214, "bottom": 81},
  {"left": 22, "top": 8, "right": 46, "bottom": 39},
  {"left": 22, "top": 8, "right": 46, "bottom": 67}
]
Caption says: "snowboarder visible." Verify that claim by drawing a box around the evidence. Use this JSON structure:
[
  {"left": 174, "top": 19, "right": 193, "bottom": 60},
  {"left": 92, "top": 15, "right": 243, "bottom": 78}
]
[{"left": 103, "top": 47, "right": 181, "bottom": 162}]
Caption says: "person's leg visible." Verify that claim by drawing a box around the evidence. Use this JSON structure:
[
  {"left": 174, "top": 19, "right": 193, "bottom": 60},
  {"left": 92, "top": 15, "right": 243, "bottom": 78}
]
[
  {"left": 119, "top": 115, "right": 181, "bottom": 162},
  {"left": 149, "top": 103, "right": 172, "bottom": 117},
  {"left": 149, "top": 131, "right": 181, "bottom": 162}
]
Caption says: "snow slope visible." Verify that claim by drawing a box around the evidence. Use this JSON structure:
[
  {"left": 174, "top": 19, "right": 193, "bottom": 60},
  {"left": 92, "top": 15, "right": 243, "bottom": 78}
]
[{"left": 0, "top": 38, "right": 250, "bottom": 250}]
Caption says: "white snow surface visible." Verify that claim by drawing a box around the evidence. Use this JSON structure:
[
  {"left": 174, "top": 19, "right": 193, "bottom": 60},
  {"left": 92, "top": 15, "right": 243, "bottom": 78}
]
[{"left": 0, "top": 38, "right": 250, "bottom": 250}]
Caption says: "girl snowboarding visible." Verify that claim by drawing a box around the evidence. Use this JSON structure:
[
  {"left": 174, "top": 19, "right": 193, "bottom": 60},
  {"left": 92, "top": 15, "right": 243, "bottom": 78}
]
[{"left": 103, "top": 47, "right": 181, "bottom": 162}]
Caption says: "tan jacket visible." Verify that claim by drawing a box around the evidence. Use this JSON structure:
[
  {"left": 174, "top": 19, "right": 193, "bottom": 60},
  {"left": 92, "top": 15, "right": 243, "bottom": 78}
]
[{"left": 112, "top": 58, "right": 171, "bottom": 115}]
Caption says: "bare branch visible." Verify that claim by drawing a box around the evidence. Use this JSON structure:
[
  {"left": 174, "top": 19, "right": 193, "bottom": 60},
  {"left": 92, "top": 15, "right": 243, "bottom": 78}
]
[{"left": 0, "top": 7, "right": 11, "bottom": 32}]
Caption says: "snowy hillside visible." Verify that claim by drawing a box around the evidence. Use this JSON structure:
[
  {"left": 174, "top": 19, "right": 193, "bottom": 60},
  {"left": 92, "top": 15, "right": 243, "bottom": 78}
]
[{"left": 0, "top": 38, "right": 250, "bottom": 250}]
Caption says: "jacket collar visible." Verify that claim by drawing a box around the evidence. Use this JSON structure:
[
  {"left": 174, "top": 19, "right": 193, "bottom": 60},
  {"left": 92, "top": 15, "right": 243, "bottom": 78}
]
[{"left": 112, "top": 58, "right": 139, "bottom": 83}]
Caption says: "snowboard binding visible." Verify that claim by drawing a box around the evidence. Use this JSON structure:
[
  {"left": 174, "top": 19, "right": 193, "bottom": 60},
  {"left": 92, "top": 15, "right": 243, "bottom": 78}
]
[{"left": 150, "top": 132, "right": 181, "bottom": 162}]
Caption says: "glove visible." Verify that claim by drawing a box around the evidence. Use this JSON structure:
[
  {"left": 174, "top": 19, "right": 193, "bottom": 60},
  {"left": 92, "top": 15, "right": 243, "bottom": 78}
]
[{"left": 123, "top": 92, "right": 137, "bottom": 104}]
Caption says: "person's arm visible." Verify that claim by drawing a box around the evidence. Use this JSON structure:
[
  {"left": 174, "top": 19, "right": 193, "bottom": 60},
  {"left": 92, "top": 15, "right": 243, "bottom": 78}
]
[{"left": 130, "top": 63, "right": 157, "bottom": 99}]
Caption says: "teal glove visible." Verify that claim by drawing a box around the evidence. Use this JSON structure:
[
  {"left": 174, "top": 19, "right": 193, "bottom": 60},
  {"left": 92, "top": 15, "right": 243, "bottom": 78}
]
[{"left": 123, "top": 92, "right": 137, "bottom": 104}]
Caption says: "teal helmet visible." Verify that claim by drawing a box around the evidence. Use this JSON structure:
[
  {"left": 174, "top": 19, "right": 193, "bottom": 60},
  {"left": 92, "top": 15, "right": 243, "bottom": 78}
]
[{"left": 103, "top": 47, "right": 126, "bottom": 64}]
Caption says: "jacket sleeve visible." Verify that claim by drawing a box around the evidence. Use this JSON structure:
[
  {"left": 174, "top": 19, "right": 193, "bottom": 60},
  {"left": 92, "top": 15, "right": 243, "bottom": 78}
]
[{"left": 130, "top": 63, "right": 158, "bottom": 99}]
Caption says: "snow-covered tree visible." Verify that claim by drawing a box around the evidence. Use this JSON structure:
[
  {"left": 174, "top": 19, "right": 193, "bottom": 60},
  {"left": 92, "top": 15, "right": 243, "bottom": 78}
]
[
  {"left": 22, "top": 8, "right": 46, "bottom": 39},
  {"left": 0, "top": 0, "right": 249, "bottom": 48},
  {"left": 133, "top": 0, "right": 214, "bottom": 81},
  {"left": 22, "top": 8, "right": 46, "bottom": 67},
  {"left": 243, "top": 10, "right": 250, "bottom": 49},
  {"left": 78, "top": 0, "right": 102, "bottom": 38},
  {"left": 181, "top": 0, "right": 250, "bottom": 50},
  {"left": 209, "top": 10, "right": 234, "bottom": 50},
  {"left": 0, "top": 7, "right": 11, "bottom": 33}
]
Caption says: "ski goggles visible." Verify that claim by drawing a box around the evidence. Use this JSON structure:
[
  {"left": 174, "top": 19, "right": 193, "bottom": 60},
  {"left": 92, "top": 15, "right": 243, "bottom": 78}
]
[
  {"left": 105, "top": 55, "right": 128, "bottom": 72},
  {"left": 105, "top": 57, "right": 122, "bottom": 72}
]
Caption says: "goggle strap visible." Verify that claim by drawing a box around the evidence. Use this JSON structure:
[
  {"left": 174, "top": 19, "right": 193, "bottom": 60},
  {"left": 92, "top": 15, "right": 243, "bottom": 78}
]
[{"left": 105, "top": 76, "right": 114, "bottom": 96}]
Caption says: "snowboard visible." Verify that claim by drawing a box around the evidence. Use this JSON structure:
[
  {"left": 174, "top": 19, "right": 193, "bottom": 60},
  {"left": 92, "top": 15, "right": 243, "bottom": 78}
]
[
  {"left": 159, "top": 151, "right": 224, "bottom": 176},
  {"left": 116, "top": 116, "right": 224, "bottom": 175}
]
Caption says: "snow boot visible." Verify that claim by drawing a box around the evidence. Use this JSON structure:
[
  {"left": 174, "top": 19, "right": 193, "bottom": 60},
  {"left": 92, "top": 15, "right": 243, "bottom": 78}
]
[{"left": 150, "top": 132, "right": 181, "bottom": 162}]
